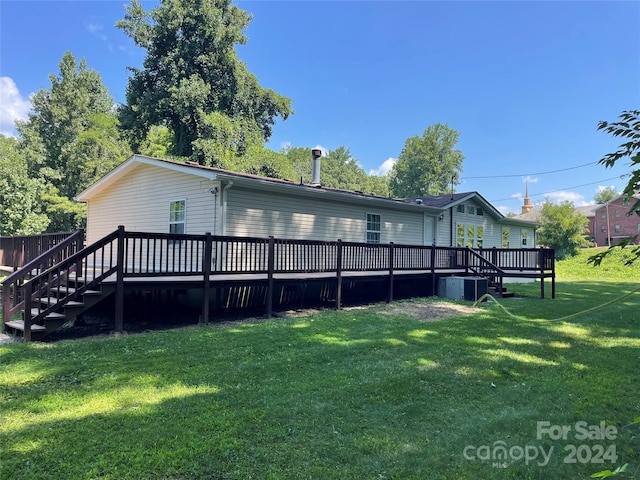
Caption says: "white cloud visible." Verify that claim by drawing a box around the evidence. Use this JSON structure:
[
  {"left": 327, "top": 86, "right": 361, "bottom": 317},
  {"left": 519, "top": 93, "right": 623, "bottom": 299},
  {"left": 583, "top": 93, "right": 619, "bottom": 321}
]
[
  {"left": 280, "top": 141, "right": 292, "bottom": 152},
  {"left": 313, "top": 144, "right": 329, "bottom": 156},
  {"left": 0, "top": 77, "right": 31, "bottom": 137},
  {"left": 369, "top": 157, "right": 396, "bottom": 177},
  {"left": 544, "top": 190, "right": 590, "bottom": 206},
  {"left": 522, "top": 175, "right": 539, "bottom": 184},
  {"left": 511, "top": 192, "right": 523, "bottom": 199},
  {"left": 497, "top": 205, "right": 512, "bottom": 215},
  {"left": 596, "top": 185, "right": 618, "bottom": 194}
]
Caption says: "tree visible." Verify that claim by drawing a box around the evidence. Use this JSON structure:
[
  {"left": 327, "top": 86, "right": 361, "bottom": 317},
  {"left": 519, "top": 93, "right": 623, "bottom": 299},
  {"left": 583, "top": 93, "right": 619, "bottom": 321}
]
[
  {"left": 389, "top": 123, "right": 464, "bottom": 198},
  {"left": 0, "top": 136, "right": 50, "bottom": 235},
  {"left": 594, "top": 186, "right": 617, "bottom": 204},
  {"left": 589, "top": 110, "right": 640, "bottom": 266},
  {"left": 116, "top": 0, "right": 292, "bottom": 162},
  {"left": 537, "top": 201, "right": 590, "bottom": 259},
  {"left": 16, "top": 52, "right": 129, "bottom": 231}
]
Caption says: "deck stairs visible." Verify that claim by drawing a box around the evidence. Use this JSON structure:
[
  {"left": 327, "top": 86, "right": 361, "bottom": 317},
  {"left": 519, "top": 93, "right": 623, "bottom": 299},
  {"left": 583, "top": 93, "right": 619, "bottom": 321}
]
[
  {"left": 4, "top": 281, "right": 115, "bottom": 340},
  {"left": 2, "top": 229, "right": 119, "bottom": 341}
]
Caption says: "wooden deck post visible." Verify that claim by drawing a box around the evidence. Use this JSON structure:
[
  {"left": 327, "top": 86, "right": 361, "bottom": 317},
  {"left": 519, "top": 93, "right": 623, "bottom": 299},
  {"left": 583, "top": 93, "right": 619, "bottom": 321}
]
[
  {"left": 335, "top": 240, "right": 343, "bottom": 309},
  {"left": 23, "top": 280, "right": 32, "bottom": 342},
  {"left": 430, "top": 246, "right": 436, "bottom": 296},
  {"left": 388, "top": 242, "right": 394, "bottom": 303},
  {"left": 114, "top": 225, "right": 125, "bottom": 333},
  {"left": 201, "top": 232, "right": 212, "bottom": 325},
  {"left": 539, "top": 249, "right": 545, "bottom": 299},
  {"left": 266, "top": 236, "right": 275, "bottom": 317}
]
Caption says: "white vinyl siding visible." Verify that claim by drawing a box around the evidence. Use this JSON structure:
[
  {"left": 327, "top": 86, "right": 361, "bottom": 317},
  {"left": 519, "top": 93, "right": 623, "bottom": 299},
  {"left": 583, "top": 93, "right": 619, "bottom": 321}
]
[
  {"left": 225, "top": 187, "right": 423, "bottom": 244},
  {"left": 84, "top": 164, "right": 218, "bottom": 244}
]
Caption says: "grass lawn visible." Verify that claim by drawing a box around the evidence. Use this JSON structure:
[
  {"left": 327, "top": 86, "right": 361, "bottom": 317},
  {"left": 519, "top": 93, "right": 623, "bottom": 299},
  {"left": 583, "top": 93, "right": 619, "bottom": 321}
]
[{"left": 1, "top": 248, "right": 639, "bottom": 479}]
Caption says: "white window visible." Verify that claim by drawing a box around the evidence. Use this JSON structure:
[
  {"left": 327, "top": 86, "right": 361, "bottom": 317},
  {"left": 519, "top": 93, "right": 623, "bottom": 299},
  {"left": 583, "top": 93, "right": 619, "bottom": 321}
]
[
  {"left": 614, "top": 224, "right": 621, "bottom": 233},
  {"left": 615, "top": 210, "right": 620, "bottom": 217},
  {"left": 366, "top": 213, "right": 381, "bottom": 244},
  {"left": 465, "top": 205, "right": 475, "bottom": 215},
  {"left": 637, "top": 224, "right": 640, "bottom": 232},
  {"left": 456, "top": 204, "right": 465, "bottom": 213},
  {"left": 502, "top": 228, "right": 510, "bottom": 248},
  {"left": 522, "top": 230, "right": 527, "bottom": 246},
  {"left": 169, "top": 199, "right": 186, "bottom": 234},
  {"left": 476, "top": 207, "right": 484, "bottom": 216},
  {"left": 601, "top": 211, "right": 606, "bottom": 218},
  {"left": 601, "top": 225, "right": 607, "bottom": 233},
  {"left": 456, "top": 223, "right": 483, "bottom": 248}
]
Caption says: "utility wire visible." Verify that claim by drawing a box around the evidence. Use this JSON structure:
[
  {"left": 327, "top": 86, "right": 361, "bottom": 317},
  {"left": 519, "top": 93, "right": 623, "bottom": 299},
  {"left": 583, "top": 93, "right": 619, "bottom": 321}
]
[
  {"left": 489, "top": 175, "right": 627, "bottom": 203},
  {"left": 462, "top": 161, "right": 598, "bottom": 179}
]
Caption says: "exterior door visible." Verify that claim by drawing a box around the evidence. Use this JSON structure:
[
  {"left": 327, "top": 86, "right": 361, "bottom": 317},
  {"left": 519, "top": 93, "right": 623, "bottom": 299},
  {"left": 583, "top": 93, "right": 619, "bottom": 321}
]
[{"left": 424, "top": 215, "right": 435, "bottom": 245}]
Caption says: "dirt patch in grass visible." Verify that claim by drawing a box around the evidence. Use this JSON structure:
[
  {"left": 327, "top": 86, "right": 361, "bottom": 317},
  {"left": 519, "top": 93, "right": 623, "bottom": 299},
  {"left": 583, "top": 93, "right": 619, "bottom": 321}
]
[{"left": 277, "top": 299, "right": 483, "bottom": 323}]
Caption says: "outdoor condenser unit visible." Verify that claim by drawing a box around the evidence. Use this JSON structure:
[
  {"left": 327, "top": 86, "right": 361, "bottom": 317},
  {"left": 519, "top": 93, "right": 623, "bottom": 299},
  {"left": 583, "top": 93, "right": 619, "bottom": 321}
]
[{"left": 438, "top": 276, "right": 488, "bottom": 301}]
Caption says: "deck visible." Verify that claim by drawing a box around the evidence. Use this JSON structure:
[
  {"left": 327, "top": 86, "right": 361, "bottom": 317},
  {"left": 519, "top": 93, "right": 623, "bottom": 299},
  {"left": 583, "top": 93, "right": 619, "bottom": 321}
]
[{"left": 2, "top": 227, "right": 555, "bottom": 340}]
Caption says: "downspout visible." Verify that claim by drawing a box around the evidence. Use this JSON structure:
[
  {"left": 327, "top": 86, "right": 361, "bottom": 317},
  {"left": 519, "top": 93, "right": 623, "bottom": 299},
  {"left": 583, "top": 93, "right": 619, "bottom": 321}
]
[
  {"left": 222, "top": 181, "right": 234, "bottom": 236},
  {"left": 449, "top": 207, "right": 454, "bottom": 247}
]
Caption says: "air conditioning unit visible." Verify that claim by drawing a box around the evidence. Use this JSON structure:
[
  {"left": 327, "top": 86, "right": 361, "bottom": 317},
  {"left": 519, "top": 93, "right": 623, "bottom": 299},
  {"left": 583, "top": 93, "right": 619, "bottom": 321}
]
[{"left": 438, "top": 276, "right": 488, "bottom": 301}]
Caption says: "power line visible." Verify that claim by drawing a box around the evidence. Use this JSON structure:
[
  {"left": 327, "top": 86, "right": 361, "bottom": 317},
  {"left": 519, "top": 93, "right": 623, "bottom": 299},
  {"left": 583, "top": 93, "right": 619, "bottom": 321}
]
[
  {"left": 462, "top": 161, "right": 598, "bottom": 179},
  {"left": 489, "top": 175, "right": 627, "bottom": 203}
]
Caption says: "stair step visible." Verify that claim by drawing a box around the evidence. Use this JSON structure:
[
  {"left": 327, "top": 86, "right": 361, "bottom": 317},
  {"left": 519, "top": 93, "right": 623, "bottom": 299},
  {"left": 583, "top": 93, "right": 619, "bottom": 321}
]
[
  {"left": 30, "top": 309, "right": 66, "bottom": 320},
  {"left": 50, "top": 286, "right": 102, "bottom": 296},
  {"left": 38, "top": 297, "right": 84, "bottom": 307},
  {"left": 5, "top": 320, "right": 47, "bottom": 332},
  {"left": 501, "top": 292, "right": 515, "bottom": 298}
]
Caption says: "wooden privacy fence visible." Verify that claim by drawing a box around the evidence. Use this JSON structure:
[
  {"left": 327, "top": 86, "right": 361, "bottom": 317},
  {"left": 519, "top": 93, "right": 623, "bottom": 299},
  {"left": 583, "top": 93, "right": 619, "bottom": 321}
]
[
  {"left": 3, "top": 226, "right": 556, "bottom": 339},
  {"left": 0, "top": 231, "right": 81, "bottom": 269}
]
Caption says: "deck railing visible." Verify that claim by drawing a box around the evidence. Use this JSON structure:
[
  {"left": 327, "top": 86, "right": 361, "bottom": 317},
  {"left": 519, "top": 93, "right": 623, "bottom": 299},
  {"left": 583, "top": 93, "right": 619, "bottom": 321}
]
[{"left": 3, "top": 227, "right": 555, "bottom": 340}]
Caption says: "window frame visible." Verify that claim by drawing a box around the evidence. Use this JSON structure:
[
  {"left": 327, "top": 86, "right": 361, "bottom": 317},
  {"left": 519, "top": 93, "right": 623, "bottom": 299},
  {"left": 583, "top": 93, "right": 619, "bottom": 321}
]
[
  {"left": 169, "top": 199, "right": 187, "bottom": 236},
  {"left": 366, "top": 213, "right": 381, "bottom": 244}
]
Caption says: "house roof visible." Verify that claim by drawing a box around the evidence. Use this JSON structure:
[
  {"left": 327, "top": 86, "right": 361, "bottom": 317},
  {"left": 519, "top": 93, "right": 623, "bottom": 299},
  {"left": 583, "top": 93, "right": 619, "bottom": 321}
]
[{"left": 75, "top": 154, "right": 538, "bottom": 227}]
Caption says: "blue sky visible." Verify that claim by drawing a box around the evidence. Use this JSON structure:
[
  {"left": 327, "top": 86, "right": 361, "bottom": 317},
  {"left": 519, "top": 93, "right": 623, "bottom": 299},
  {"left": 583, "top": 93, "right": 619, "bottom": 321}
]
[{"left": 1, "top": 1, "right": 638, "bottom": 214}]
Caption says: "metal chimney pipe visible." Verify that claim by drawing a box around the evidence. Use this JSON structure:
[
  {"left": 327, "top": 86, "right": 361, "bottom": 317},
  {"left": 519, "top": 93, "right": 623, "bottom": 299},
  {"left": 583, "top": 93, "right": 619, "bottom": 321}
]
[{"left": 311, "top": 148, "right": 322, "bottom": 186}]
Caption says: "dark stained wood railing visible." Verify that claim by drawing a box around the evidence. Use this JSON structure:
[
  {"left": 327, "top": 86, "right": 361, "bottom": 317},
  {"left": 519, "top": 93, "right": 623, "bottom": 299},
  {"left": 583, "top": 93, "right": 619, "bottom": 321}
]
[{"left": 3, "top": 227, "right": 556, "bottom": 340}]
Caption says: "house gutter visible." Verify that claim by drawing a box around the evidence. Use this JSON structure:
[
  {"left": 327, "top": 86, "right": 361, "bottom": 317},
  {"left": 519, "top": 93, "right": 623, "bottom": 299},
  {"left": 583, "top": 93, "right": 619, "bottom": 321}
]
[{"left": 222, "top": 181, "right": 234, "bottom": 236}]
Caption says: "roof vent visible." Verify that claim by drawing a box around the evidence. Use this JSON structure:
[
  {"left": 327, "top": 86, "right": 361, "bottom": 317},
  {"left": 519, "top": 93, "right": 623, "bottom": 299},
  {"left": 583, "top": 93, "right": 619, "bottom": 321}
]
[
  {"left": 416, "top": 198, "right": 423, "bottom": 205},
  {"left": 311, "top": 148, "right": 322, "bottom": 186}
]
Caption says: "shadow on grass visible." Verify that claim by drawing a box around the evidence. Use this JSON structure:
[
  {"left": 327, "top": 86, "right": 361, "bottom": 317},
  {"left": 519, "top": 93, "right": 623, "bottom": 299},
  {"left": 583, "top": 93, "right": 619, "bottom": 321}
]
[{"left": 1, "top": 280, "right": 638, "bottom": 479}]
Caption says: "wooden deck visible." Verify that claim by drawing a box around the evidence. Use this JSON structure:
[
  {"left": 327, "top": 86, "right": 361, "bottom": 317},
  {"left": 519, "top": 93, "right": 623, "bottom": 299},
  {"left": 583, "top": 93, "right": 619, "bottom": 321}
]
[{"left": 2, "top": 227, "right": 555, "bottom": 341}]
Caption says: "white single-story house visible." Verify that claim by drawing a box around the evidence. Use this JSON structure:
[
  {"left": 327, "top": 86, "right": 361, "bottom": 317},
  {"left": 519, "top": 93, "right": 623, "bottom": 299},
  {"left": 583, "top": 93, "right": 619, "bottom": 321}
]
[{"left": 75, "top": 154, "right": 537, "bottom": 249}]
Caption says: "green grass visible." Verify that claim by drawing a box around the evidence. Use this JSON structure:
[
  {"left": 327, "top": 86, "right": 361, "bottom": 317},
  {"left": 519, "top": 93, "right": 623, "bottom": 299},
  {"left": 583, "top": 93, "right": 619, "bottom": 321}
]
[{"left": 1, "top": 250, "right": 639, "bottom": 479}]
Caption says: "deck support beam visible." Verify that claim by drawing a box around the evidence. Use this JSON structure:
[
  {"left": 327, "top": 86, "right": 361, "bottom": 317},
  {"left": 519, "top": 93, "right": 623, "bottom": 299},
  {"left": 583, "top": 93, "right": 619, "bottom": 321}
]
[
  {"left": 335, "top": 240, "right": 343, "bottom": 309},
  {"left": 266, "top": 236, "right": 275, "bottom": 317},
  {"left": 114, "top": 225, "right": 125, "bottom": 333},
  {"left": 201, "top": 232, "right": 212, "bottom": 325}
]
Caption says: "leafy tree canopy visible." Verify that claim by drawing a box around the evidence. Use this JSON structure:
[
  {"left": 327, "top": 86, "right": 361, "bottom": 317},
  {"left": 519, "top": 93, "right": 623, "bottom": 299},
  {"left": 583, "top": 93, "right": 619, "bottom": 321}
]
[
  {"left": 589, "top": 110, "right": 640, "bottom": 266},
  {"left": 0, "top": 136, "right": 50, "bottom": 235},
  {"left": 16, "top": 51, "right": 129, "bottom": 232},
  {"left": 117, "top": 0, "right": 292, "bottom": 162},
  {"left": 594, "top": 186, "right": 618, "bottom": 204},
  {"left": 537, "top": 201, "right": 590, "bottom": 260},
  {"left": 389, "top": 123, "right": 464, "bottom": 198}
]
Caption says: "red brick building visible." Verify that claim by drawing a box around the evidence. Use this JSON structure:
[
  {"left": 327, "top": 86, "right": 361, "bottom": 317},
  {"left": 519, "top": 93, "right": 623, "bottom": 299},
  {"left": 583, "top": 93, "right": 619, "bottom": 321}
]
[{"left": 592, "top": 194, "right": 640, "bottom": 246}]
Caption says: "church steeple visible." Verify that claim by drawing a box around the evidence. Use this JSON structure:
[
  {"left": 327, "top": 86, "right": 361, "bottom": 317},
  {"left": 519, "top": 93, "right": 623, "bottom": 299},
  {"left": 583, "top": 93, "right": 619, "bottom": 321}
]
[{"left": 521, "top": 181, "right": 534, "bottom": 214}]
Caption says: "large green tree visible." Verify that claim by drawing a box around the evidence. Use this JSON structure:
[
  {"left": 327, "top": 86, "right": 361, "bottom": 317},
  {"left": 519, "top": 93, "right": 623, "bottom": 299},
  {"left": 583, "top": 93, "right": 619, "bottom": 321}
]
[
  {"left": 389, "top": 123, "right": 464, "bottom": 198},
  {"left": 594, "top": 186, "right": 618, "bottom": 204},
  {"left": 116, "top": 0, "right": 292, "bottom": 163},
  {"left": 0, "top": 136, "right": 50, "bottom": 235},
  {"left": 16, "top": 52, "right": 129, "bottom": 231},
  {"left": 537, "top": 201, "right": 590, "bottom": 259},
  {"left": 589, "top": 110, "right": 640, "bottom": 266}
]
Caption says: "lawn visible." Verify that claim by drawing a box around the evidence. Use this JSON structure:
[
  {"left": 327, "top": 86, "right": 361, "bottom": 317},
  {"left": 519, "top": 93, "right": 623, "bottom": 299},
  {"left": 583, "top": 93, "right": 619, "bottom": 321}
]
[{"left": 1, "top": 248, "right": 639, "bottom": 479}]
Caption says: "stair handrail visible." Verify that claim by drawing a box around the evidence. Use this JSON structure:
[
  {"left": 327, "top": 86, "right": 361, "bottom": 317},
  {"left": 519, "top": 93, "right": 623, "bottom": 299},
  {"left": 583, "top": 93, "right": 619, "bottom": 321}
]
[
  {"left": 466, "top": 248, "right": 505, "bottom": 288},
  {"left": 2, "top": 230, "right": 84, "bottom": 326},
  {"left": 22, "top": 229, "right": 121, "bottom": 328}
]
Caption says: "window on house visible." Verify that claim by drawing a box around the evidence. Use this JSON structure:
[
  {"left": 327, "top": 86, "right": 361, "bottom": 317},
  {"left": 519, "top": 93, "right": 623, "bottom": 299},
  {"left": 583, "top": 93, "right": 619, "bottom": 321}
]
[
  {"left": 637, "top": 224, "right": 640, "bottom": 232},
  {"left": 476, "top": 207, "right": 484, "bottom": 216},
  {"left": 601, "top": 211, "right": 606, "bottom": 218},
  {"left": 601, "top": 225, "right": 607, "bottom": 232},
  {"left": 457, "top": 223, "right": 483, "bottom": 248},
  {"left": 623, "top": 198, "right": 630, "bottom": 206},
  {"left": 466, "top": 205, "right": 475, "bottom": 215},
  {"left": 366, "top": 213, "right": 381, "bottom": 243},
  {"left": 522, "top": 230, "right": 527, "bottom": 246},
  {"left": 456, "top": 205, "right": 465, "bottom": 213},
  {"left": 615, "top": 210, "right": 620, "bottom": 217},
  {"left": 614, "top": 224, "right": 621, "bottom": 233},
  {"left": 169, "top": 200, "right": 186, "bottom": 235},
  {"left": 502, "top": 228, "right": 510, "bottom": 248}
]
